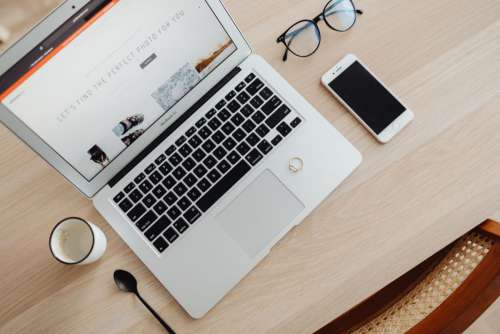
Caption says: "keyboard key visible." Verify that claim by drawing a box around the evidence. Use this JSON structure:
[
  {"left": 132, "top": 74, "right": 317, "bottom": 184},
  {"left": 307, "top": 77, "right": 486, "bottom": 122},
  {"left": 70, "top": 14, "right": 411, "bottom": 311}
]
[
  {"left": 213, "top": 147, "right": 227, "bottom": 160},
  {"left": 246, "top": 133, "right": 260, "bottom": 146},
  {"left": 246, "top": 149, "right": 264, "bottom": 166},
  {"left": 124, "top": 182, "right": 135, "bottom": 193},
  {"left": 165, "top": 145, "right": 176, "bottom": 156},
  {"left": 159, "top": 162, "right": 172, "bottom": 176},
  {"left": 217, "top": 160, "right": 231, "bottom": 174},
  {"left": 173, "top": 166, "right": 187, "bottom": 181},
  {"left": 277, "top": 122, "right": 292, "bottom": 137},
  {"left": 250, "top": 95, "right": 264, "bottom": 109},
  {"left": 127, "top": 203, "right": 147, "bottom": 222},
  {"left": 164, "top": 191, "right": 178, "bottom": 206},
  {"left": 153, "top": 237, "right": 168, "bottom": 253},
  {"left": 207, "top": 169, "right": 222, "bottom": 183},
  {"left": 262, "top": 96, "right": 282, "bottom": 115},
  {"left": 231, "top": 113, "right": 245, "bottom": 126},
  {"left": 184, "top": 173, "right": 198, "bottom": 187},
  {"left": 119, "top": 198, "right": 133, "bottom": 212},
  {"left": 212, "top": 130, "right": 226, "bottom": 144},
  {"left": 223, "top": 137, "right": 237, "bottom": 151},
  {"left": 206, "top": 108, "right": 217, "bottom": 119},
  {"left": 163, "top": 227, "right": 179, "bottom": 243},
  {"left": 196, "top": 118, "right": 207, "bottom": 128},
  {"left": 179, "top": 144, "right": 192, "bottom": 157},
  {"left": 222, "top": 122, "right": 236, "bottom": 135},
  {"left": 192, "top": 148, "right": 206, "bottom": 163},
  {"left": 260, "top": 87, "right": 273, "bottom": 100},
  {"left": 113, "top": 192, "right": 125, "bottom": 203},
  {"left": 182, "top": 157, "right": 196, "bottom": 171},
  {"left": 173, "top": 218, "right": 190, "bottom": 233},
  {"left": 174, "top": 183, "right": 188, "bottom": 197},
  {"left": 235, "top": 81, "right": 246, "bottom": 92},
  {"left": 175, "top": 135, "right": 187, "bottom": 146},
  {"left": 136, "top": 211, "right": 158, "bottom": 231},
  {"left": 266, "top": 104, "right": 291, "bottom": 129},
  {"left": 227, "top": 100, "right": 241, "bottom": 114},
  {"left": 143, "top": 194, "right": 157, "bottom": 208},
  {"left": 129, "top": 189, "right": 143, "bottom": 203},
  {"left": 155, "top": 154, "right": 166, "bottom": 167},
  {"left": 291, "top": 117, "right": 302, "bottom": 128},
  {"left": 246, "top": 78, "right": 264, "bottom": 95},
  {"left": 186, "top": 126, "right": 197, "bottom": 137},
  {"left": 168, "top": 153, "right": 182, "bottom": 167},
  {"left": 184, "top": 206, "right": 202, "bottom": 224},
  {"left": 245, "top": 73, "right": 256, "bottom": 83},
  {"left": 162, "top": 175, "right": 176, "bottom": 190},
  {"left": 225, "top": 90, "right": 237, "bottom": 101},
  {"left": 134, "top": 173, "right": 146, "bottom": 184},
  {"left": 197, "top": 160, "right": 251, "bottom": 212},
  {"left": 188, "top": 134, "right": 202, "bottom": 148},
  {"left": 241, "top": 104, "right": 255, "bottom": 117},
  {"left": 242, "top": 119, "right": 256, "bottom": 133},
  {"left": 139, "top": 180, "right": 153, "bottom": 193},
  {"left": 208, "top": 118, "right": 222, "bottom": 131},
  {"left": 258, "top": 140, "right": 273, "bottom": 155},
  {"left": 227, "top": 151, "right": 241, "bottom": 165},
  {"left": 202, "top": 139, "right": 216, "bottom": 153},
  {"left": 217, "top": 109, "right": 231, "bottom": 122},
  {"left": 152, "top": 185, "right": 167, "bottom": 199},
  {"left": 256, "top": 124, "right": 270, "bottom": 138},
  {"left": 232, "top": 128, "right": 246, "bottom": 142},
  {"left": 271, "top": 134, "right": 283, "bottom": 145},
  {"left": 199, "top": 126, "right": 212, "bottom": 139},
  {"left": 153, "top": 201, "right": 168, "bottom": 216},
  {"left": 177, "top": 196, "right": 192, "bottom": 211},
  {"left": 187, "top": 188, "right": 202, "bottom": 201},
  {"left": 236, "top": 91, "right": 250, "bottom": 104},
  {"left": 197, "top": 178, "right": 211, "bottom": 192},
  {"left": 251, "top": 110, "right": 266, "bottom": 124},
  {"left": 145, "top": 163, "right": 156, "bottom": 174},
  {"left": 215, "top": 99, "right": 226, "bottom": 110},
  {"left": 149, "top": 171, "right": 162, "bottom": 185},
  {"left": 167, "top": 206, "right": 182, "bottom": 221},
  {"left": 236, "top": 142, "right": 251, "bottom": 156},
  {"left": 145, "top": 216, "right": 171, "bottom": 241},
  {"left": 203, "top": 155, "right": 217, "bottom": 169},
  {"left": 194, "top": 164, "right": 208, "bottom": 178}
]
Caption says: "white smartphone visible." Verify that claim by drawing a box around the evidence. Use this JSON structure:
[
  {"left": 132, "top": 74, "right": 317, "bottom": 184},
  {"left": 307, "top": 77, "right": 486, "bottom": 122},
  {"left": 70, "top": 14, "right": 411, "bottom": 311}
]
[{"left": 321, "top": 54, "right": 414, "bottom": 143}]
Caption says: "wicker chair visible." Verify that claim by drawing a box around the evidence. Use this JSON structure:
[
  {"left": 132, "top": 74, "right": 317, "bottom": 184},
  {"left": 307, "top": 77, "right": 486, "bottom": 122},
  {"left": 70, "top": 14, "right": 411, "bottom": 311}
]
[{"left": 317, "top": 219, "right": 500, "bottom": 334}]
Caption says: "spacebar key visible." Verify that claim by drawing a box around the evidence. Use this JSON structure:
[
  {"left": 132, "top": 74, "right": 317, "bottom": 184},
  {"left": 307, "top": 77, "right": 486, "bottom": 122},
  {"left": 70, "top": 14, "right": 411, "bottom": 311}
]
[{"left": 196, "top": 160, "right": 251, "bottom": 212}]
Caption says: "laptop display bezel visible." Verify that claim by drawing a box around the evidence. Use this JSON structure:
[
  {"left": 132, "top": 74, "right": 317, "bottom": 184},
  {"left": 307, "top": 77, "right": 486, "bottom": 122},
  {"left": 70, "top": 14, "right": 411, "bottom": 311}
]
[{"left": 0, "top": 0, "right": 252, "bottom": 198}]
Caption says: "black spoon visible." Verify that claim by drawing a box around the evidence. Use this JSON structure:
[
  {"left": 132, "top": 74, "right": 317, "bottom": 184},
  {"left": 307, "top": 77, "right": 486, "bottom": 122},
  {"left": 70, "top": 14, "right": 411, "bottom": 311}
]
[{"left": 114, "top": 270, "right": 176, "bottom": 334}]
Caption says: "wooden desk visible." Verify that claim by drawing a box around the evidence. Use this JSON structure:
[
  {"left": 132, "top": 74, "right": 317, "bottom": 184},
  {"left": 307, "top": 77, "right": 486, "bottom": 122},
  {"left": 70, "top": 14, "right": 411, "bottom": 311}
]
[{"left": 1, "top": 0, "right": 500, "bottom": 333}]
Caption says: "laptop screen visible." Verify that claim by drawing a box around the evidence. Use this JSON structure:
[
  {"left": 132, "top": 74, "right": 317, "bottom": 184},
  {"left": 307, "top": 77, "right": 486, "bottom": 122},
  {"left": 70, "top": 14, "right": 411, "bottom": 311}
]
[{"left": 0, "top": 0, "right": 236, "bottom": 181}]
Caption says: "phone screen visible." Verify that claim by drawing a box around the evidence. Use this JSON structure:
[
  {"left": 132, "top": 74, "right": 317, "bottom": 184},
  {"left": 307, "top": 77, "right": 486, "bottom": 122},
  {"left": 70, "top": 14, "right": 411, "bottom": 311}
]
[{"left": 328, "top": 61, "right": 406, "bottom": 134}]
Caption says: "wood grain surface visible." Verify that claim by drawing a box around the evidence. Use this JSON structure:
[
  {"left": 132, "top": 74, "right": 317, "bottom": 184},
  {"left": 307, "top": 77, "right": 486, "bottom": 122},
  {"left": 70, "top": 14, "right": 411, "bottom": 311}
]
[{"left": 1, "top": 0, "right": 500, "bottom": 333}]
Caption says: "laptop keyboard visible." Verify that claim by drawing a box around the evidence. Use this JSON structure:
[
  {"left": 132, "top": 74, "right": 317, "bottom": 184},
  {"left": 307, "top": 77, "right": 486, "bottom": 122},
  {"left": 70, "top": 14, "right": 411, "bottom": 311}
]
[{"left": 112, "top": 72, "right": 303, "bottom": 254}]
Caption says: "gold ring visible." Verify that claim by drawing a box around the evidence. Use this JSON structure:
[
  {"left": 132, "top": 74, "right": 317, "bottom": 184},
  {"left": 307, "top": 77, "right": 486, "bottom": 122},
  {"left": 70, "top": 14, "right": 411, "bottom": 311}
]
[{"left": 289, "top": 157, "right": 304, "bottom": 173}]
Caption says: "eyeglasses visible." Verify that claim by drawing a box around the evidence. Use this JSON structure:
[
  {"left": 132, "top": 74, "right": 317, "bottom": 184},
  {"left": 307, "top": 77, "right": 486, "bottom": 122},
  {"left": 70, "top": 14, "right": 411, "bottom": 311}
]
[{"left": 276, "top": 0, "right": 363, "bottom": 61}]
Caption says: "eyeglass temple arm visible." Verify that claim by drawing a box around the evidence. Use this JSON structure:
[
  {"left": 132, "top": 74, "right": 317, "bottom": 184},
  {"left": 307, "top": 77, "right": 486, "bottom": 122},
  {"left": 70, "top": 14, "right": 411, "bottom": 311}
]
[
  {"left": 276, "top": 35, "right": 290, "bottom": 62},
  {"left": 321, "top": 9, "right": 363, "bottom": 21}
]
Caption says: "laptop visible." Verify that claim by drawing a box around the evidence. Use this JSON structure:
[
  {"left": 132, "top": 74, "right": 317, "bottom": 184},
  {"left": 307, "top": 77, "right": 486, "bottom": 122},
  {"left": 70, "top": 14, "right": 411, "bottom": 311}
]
[{"left": 0, "top": 0, "right": 361, "bottom": 318}]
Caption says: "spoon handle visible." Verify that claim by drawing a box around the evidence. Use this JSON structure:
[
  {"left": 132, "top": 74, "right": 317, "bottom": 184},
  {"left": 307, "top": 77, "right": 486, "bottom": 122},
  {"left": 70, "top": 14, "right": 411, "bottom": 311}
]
[{"left": 136, "top": 293, "right": 176, "bottom": 334}]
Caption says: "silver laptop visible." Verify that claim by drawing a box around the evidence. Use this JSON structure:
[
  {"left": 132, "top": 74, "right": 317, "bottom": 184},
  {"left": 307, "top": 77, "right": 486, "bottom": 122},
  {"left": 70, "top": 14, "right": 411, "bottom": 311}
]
[{"left": 0, "top": 0, "right": 361, "bottom": 318}]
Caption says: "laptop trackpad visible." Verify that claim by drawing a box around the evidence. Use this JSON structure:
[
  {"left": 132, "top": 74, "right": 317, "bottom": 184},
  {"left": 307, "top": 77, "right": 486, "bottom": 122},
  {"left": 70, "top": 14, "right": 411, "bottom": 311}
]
[{"left": 216, "top": 169, "right": 305, "bottom": 258}]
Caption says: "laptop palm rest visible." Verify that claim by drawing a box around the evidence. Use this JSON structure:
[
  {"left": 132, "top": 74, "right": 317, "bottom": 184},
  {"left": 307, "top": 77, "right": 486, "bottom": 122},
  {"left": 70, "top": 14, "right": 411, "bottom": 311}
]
[{"left": 216, "top": 169, "right": 305, "bottom": 258}]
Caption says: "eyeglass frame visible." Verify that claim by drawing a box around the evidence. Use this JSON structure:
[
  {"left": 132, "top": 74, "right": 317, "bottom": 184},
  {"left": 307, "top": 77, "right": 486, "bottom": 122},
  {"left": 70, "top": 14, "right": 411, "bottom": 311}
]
[{"left": 276, "top": 0, "right": 363, "bottom": 61}]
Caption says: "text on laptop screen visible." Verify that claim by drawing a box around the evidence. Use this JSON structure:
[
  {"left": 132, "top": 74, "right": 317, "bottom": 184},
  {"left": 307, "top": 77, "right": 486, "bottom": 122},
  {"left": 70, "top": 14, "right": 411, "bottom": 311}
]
[{"left": 0, "top": 0, "right": 236, "bottom": 180}]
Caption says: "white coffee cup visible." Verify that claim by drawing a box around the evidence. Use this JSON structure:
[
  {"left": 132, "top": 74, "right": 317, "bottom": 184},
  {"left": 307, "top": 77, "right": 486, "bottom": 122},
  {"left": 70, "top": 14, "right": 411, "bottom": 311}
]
[{"left": 49, "top": 217, "right": 107, "bottom": 265}]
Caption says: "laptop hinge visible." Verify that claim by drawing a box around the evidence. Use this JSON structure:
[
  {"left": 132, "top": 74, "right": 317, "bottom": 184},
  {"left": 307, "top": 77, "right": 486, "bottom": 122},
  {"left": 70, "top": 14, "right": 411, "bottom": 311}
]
[{"left": 108, "top": 66, "right": 242, "bottom": 188}]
